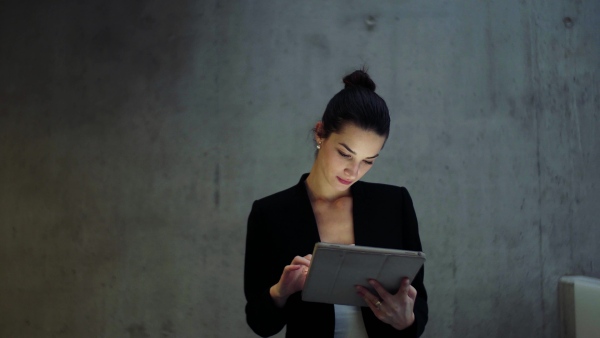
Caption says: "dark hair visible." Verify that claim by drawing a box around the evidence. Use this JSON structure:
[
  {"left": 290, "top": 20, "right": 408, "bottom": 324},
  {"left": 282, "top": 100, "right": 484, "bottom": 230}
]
[{"left": 317, "top": 69, "right": 390, "bottom": 140}]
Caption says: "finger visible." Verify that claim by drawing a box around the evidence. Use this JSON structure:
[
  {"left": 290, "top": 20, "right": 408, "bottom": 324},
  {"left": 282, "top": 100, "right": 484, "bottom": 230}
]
[
  {"left": 407, "top": 285, "right": 417, "bottom": 301},
  {"left": 281, "top": 264, "right": 310, "bottom": 284},
  {"left": 356, "top": 286, "right": 382, "bottom": 308},
  {"left": 356, "top": 286, "right": 388, "bottom": 320},
  {"left": 368, "top": 279, "right": 393, "bottom": 302},
  {"left": 395, "top": 278, "right": 411, "bottom": 296},
  {"left": 364, "top": 298, "right": 383, "bottom": 316},
  {"left": 278, "top": 265, "right": 307, "bottom": 296},
  {"left": 304, "top": 254, "right": 313, "bottom": 262},
  {"left": 282, "top": 265, "right": 302, "bottom": 274},
  {"left": 291, "top": 255, "right": 311, "bottom": 267}
]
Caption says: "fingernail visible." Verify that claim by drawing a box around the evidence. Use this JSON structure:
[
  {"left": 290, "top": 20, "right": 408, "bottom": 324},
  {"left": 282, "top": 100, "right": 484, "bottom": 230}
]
[{"left": 368, "top": 280, "right": 375, "bottom": 285}]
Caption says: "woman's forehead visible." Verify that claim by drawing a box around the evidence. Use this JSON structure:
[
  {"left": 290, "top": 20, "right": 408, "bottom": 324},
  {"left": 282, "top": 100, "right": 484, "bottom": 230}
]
[{"left": 331, "top": 124, "right": 385, "bottom": 153}]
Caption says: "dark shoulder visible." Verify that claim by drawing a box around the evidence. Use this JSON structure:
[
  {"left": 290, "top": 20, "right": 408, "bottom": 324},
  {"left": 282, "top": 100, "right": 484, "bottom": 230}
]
[
  {"left": 352, "top": 180, "right": 415, "bottom": 213},
  {"left": 353, "top": 180, "right": 410, "bottom": 199},
  {"left": 253, "top": 184, "right": 299, "bottom": 210},
  {"left": 252, "top": 174, "right": 309, "bottom": 210}
]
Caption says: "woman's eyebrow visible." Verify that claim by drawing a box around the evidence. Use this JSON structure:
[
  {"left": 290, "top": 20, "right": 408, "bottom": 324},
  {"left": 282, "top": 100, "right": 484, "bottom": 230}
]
[{"left": 339, "top": 143, "right": 380, "bottom": 159}]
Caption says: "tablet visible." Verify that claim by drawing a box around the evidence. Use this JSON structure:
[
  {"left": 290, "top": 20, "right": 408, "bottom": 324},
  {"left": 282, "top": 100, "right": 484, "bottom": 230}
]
[{"left": 301, "top": 242, "right": 426, "bottom": 307}]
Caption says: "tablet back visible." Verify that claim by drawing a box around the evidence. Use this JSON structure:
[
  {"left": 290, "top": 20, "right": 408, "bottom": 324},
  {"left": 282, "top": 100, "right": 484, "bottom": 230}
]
[{"left": 301, "top": 243, "right": 425, "bottom": 307}]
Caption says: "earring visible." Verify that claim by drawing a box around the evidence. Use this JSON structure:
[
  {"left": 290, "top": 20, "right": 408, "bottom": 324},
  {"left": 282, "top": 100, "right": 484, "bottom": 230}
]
[{"left": 316, "top": 142, "right": 322, "bottom": 150}]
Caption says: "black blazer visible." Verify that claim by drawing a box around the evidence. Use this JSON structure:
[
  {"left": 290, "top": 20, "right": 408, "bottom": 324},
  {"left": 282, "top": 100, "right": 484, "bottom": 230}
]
[{"left": 244, "top": 174, "right": 428, "bottom": 338}]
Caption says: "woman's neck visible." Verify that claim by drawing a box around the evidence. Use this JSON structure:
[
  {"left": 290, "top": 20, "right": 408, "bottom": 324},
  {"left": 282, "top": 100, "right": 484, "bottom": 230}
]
[{"left": 305, "top": 171, "right": 351, "bottom": 203}]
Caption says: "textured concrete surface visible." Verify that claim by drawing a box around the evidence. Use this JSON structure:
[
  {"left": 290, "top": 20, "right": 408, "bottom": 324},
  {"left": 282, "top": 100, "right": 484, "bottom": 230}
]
[{"left": 1, "top": 1, "right": 599, "bottom": 337}]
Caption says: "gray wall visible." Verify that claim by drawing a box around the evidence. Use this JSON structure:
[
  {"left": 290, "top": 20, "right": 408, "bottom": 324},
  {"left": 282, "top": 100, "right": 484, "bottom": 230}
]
[{"left": 1, "top": 1, "right": 599, "bottom": 337}]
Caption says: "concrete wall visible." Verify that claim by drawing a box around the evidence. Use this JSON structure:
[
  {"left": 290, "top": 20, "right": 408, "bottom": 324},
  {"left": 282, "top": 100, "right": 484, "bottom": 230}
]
[{"left": 1, "top": 1, "right": 598, "bottom": 337}]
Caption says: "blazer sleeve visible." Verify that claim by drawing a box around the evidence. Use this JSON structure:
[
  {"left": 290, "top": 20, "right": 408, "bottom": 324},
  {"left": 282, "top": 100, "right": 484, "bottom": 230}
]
[
  {"left": 400, "top": 187, "right": 428, "bottom": 337},
  {"left": 244, "top": 200, "right": 287, "bottom": 337},
  {"left": 360, "top": 185, "right": 429, "bottom": 337}
]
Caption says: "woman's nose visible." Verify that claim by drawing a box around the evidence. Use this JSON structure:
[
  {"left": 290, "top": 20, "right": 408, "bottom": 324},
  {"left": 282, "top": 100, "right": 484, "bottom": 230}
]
[{"left": 344, "top": 163, "right": 359, "bottom": 178}]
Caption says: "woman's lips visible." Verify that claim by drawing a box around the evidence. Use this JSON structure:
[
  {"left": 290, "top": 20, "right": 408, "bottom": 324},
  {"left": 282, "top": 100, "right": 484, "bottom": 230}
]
[{"left": 337, "top": 176, "right": 353, "bottom": 185}]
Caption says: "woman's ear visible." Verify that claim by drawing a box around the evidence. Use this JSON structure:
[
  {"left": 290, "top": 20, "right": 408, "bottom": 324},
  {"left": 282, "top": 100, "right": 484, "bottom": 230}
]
[{"left": 314, "top": 121, "right": 324, "bottom": 142}]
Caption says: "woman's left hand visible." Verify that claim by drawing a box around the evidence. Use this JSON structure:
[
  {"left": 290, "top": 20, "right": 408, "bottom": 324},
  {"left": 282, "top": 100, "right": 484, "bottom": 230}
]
[{"left": 355, "top": 277, "right": 416, "bottom": 331}]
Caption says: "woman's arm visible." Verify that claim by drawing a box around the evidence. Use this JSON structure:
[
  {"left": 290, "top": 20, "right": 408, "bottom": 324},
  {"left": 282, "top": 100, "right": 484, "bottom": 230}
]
[
  {"left": 355, "top": 186, "right": 428, "bottom": 337},
  {"left": 244, "top": 201, "right": 287, "bottom": 337},
  {"left": 400, "top": 187, "right": 428, "bottom": 337}
]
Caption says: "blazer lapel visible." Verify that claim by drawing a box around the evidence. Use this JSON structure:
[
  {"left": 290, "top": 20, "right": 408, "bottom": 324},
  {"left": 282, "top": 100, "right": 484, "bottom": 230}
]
[
  {"left": 351, "top": 181, "right": 374, "bottom": 247},
  {"left": 294, "top": 174, "right": 321, "bottom": 245}
]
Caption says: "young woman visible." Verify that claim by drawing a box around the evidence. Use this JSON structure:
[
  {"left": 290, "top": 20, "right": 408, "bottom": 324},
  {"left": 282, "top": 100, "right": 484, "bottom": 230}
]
[{"left": 244, "top": 70, "right": 428, "bottom": 338}]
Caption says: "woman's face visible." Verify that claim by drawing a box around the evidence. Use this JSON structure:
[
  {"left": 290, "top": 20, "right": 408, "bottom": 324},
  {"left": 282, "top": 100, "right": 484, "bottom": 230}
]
[{"left": 315, "top": 123, "right": 386, "bottom": 192}]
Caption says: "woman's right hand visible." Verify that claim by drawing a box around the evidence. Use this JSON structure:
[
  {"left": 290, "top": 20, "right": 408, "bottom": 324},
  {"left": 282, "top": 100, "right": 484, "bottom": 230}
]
[{"left": 270, "top": 254, "right": 312, "bottom": 308}]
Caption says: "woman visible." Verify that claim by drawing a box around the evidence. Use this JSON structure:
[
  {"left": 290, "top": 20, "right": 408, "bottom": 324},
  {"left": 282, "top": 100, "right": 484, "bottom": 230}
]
[{"left": 244, "top": 70, "right": 428, "bottom": 337}]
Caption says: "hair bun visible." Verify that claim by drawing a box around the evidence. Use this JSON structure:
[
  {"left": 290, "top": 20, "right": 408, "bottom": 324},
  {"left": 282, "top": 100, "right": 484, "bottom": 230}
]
[{"left": 342, "top": 70, "right": 376, "bottom": 91}]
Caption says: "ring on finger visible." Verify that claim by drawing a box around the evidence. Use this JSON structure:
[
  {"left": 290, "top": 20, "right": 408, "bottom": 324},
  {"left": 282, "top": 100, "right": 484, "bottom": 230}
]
[{"left": 374, "top": 300, "right": 382, "bottom": 310}]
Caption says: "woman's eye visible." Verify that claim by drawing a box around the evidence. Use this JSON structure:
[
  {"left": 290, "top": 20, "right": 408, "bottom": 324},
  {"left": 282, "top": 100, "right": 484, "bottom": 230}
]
[
  {"left": 338, "top": 151, "right": 351, "bottom": 158},
  {"left": 364, "top": 160, "right": 374, "bottom": 165}
]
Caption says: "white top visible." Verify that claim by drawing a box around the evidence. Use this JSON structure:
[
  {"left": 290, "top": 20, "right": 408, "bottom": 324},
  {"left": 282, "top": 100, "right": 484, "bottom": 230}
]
[
  {"left": 332, "top": 243, "right": 368, "bottom": 338},
  {"left": 334, "top": 304, "right": 368, "bottom": 338}
]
